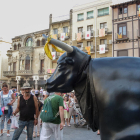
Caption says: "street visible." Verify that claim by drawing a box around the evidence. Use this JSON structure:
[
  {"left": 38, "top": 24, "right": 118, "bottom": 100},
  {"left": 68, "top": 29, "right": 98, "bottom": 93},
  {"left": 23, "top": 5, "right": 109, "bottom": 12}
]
[{"left": 1, "top": 98, "right": 101, "bottom": 140}]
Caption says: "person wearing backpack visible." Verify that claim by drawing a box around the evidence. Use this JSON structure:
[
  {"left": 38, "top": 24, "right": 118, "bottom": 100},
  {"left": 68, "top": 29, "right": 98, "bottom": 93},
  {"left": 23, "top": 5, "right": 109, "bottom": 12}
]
[{"left": 40, "top": 92, "right": 64, "bottom": 140}]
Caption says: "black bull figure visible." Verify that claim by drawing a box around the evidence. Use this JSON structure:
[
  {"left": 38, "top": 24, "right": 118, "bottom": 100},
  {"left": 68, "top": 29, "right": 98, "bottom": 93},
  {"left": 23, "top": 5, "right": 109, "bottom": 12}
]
[{"left": 43, "top": 34, "right": 140, "bottom": 140}]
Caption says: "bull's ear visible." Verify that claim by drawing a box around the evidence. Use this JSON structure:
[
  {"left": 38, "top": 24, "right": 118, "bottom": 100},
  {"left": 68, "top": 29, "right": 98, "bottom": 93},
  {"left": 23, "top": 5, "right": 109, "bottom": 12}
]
[{"left": 65, "top": 57, "right": 74, "bottom": 65}]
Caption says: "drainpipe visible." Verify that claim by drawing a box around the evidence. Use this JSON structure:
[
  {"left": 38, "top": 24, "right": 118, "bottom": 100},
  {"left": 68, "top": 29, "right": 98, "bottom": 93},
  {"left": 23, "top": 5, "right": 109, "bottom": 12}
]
[{"left": 95, "top": 7, "right": 97, "bottom": 58}]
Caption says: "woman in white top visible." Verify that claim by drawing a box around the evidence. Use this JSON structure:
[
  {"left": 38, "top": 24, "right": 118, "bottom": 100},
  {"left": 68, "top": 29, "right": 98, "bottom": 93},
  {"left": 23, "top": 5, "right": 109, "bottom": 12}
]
[{"left": 0, "top": 83, "right": 16, "bottom": 137}]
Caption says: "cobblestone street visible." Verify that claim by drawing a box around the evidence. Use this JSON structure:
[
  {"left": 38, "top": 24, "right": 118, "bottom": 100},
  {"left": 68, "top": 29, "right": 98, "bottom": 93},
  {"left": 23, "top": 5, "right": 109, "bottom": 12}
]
[{"left": 1, "top": 98, "right": 101, "bottom": 140}]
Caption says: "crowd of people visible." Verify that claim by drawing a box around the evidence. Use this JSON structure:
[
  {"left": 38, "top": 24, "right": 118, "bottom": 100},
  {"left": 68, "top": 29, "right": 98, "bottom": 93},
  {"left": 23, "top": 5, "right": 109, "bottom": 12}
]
[{"left": 0, "top": 82, "right": 82, "bottom": 140}]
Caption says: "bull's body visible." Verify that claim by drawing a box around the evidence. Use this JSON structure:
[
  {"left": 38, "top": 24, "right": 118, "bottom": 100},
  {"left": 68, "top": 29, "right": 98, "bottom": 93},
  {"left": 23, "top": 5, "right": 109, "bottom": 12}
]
[
  {"left": 46, "top": 45, "right": 140, "bottom": 140},
  {"left": 89, "top": 57, "right": 140, "bottom": 140}
]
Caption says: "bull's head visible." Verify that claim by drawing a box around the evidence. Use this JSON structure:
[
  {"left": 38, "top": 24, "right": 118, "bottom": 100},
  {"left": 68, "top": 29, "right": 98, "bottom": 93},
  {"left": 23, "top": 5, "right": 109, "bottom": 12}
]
[{"left": 43, "top": 34, "right": 91, "bottom": 93}]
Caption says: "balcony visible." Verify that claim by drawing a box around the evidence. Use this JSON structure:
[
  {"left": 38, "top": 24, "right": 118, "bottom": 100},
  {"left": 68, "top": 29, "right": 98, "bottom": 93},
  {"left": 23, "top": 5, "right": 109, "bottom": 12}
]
[
  {"left": 97, "top": 44, "right": 109, "bottom": 52},
  {"left": 18, "top": 70, "right": 33, "bottom": 76},
  {"left": 58, "top": 32, "right": 70, "bottom": 41},
  {"left": 75, "top": 32, "right": 85, "bottom": 41},
  {"left": 38, "top": 69, "right": 46, "bottom": 75},
  {"left": 115, "top": 32, "right": 129, "bottom": 41},
  {"left": 98, "top": 28, "right": 108, "bottom": 37},
  {"left": 3, "top": 71, "right": 16, "bottom": 77}
]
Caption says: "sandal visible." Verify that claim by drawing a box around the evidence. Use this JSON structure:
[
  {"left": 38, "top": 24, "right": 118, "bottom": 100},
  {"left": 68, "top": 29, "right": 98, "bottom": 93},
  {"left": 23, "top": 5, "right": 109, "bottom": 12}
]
[
  {"left": 33, "top": 132, "right": 36, "bottom": 138},
  {"left": 37, "top": 132, "right": 40, "bottom": 137}
]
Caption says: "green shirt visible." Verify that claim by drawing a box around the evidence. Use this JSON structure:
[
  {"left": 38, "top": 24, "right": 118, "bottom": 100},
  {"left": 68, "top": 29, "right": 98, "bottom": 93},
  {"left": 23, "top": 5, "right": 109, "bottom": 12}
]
[{"left": 44, "top": 94, "right": 63, "bottom": 124}]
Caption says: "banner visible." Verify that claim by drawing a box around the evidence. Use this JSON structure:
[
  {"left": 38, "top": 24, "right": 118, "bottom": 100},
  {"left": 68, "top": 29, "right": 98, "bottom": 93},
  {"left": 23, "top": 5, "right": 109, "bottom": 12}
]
[
  {"left": 77, "top": 33, "right": 81, "bottom": 41},
  {"left": 51, "top": 52, "right": 56, "bottom": 60},
  {"left": 139, "top": 8, "right": 140, "bottom": 17},
  {"left": 47, "top": 69, "right": 55, "bottom": 74},
  {"left": 99, "top": 29, "right": 105, "bottom": 37},
  {"left": 99, "top": 45, "right": 105, "bottom": 54},
  {"left": 61, "top": 33, "right": 65, "bottom": 41},
  {"left": 85, "top": 31, "right": 91, "bottom": 39},
  {"left": 118, "top": 33, "right": 122, "bottom": 39},
  {"left": 52, "top": 34, "right": 57, "bottom": 39},
  {"left": 85, "top": 46, "right": 91, "bottom": 55}
]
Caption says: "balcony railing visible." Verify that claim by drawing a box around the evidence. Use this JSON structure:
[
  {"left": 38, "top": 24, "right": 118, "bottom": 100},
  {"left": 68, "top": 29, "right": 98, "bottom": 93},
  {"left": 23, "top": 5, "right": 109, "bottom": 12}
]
[
  {"left": 98, "top": 28, "right": 108, "bottom": 37},
  {"left": 75, "top": 32, "right": 85, "bottom": 41},
  {"left": 77, "top": 18, "right": 84, "bottom": 21},
  {"left": 19, "top": 46, "right": 33, "bottom": 51},
  {"left": 87, "top": 16, "right": 94, "bottom": 19},
  {"left": 97, "top": 44, "right": 109, "bottom": 52},
  {"left": 58, "top": 32, "right": 70, "bottom": 40},
  {"left": 115, "top": 32, "right": 129, "bottom": 41},
  {"left": 18, "top": 70, "right": 33, "bottom": 76},
  {"left": 38, "top": 69, "right": 46, "bottom": 75},
  {"left": 3, "top": 71, "right": 16, "bottom": 77},
  {"left": 98, "top": 13, "right": 109, "bottom": 17}
]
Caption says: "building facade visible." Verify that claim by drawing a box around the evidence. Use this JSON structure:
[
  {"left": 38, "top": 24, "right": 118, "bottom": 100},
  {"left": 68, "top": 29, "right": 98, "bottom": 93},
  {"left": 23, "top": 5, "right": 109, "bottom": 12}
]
[
  {"left": 3, "top": 29, "right": 50, "bottom": 91},
  {"left": 72, "top": 0, "right": 112, "bottom": 58},
  {"left": 111, "top": 0, "right": 140, "bottom": 57},
  {"left": 48, "top": 10, "right": 73, "bottom": 69}
]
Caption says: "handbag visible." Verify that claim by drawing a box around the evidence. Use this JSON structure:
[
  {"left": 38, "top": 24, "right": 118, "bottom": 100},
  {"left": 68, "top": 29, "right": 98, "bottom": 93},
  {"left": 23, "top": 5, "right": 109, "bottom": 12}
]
[{"left": 64, "top": 101, "right": 69, "bottom": 112}]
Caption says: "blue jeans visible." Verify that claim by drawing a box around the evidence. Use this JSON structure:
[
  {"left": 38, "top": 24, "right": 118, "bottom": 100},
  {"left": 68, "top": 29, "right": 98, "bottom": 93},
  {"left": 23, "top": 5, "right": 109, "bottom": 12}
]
[
  {"left": 12, "top": 120, "right": 34, "bottom": 140},
  {"left": 0, "top": 113, "right": 11, "bottom": 131}
]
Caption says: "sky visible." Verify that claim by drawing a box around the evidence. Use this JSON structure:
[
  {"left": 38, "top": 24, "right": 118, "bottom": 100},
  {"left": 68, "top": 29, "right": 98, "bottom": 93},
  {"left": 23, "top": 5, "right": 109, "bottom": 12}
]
[{"left": 0, "top": 0, "right": 95, "bottom": 43}]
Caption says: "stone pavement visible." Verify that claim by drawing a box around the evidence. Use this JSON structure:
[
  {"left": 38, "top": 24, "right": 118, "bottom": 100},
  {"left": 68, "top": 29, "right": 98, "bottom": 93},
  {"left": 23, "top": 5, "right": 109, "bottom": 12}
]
[{"left": 0, "top": 98, "right": 101, "bottom": 140}]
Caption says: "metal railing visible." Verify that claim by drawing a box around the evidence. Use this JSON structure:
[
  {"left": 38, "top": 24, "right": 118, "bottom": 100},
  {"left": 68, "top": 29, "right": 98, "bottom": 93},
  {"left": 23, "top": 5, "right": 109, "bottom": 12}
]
[
  {"left": 38, "top": 69, "right": 45, "bottom": 75},
  {"left": 115, "top": 31, "right": 129, "bottom": 40},
  {"left": 58, "top": 32, "right": 70, "bottom": 40},
  {"left": 18, "top": 70, "right": 33, "bottom": 76},
  {"left": 77, "top": 18, "right": 84, "bottom": 21},
  {"left": 75, "top": 32, "right": 85, "bottom": 41},
  {"left": 3, "top": 71, "right": 16, "bottom": 77},
  {"left": 98, "top": 28, "right": 108, "bottom": 36},
  {"left": 98, "top": 12, "right": 109, "bottom": 17},
  {"left": 87, "top": 16, "right": 94, "bottom": 19}
]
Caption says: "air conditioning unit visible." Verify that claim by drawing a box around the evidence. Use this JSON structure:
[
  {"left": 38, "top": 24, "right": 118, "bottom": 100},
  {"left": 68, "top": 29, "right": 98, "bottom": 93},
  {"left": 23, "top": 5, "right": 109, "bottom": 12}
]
[{"left": 109, "top": 40, "right": 112, "bottom": 44}]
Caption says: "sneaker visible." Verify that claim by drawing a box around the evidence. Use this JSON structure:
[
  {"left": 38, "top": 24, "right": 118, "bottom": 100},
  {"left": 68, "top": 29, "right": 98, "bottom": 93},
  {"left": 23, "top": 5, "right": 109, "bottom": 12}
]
[{"left": 7, "top": 133, "right": 10, "bottom": 137}]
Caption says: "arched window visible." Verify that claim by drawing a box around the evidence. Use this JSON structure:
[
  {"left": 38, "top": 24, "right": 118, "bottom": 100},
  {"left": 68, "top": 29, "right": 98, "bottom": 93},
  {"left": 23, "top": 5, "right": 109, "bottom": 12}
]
[
  {"left": 37, "top": 40, "right": 40, "bottom": 46},
  {"left": 14, "top": 44, "right": 17, "bottom": 50},
  {"left": 42, "top": 39, "right": 45, "bottom": 45},
  {"left": 18, "top": 44, "right": 21, "bottom": 50},
  {"left": 26, "top": 38, "right": 33, "bottom": 47},
  {"left": 25, "top": 55, "right": 30, "bottom": 70}
]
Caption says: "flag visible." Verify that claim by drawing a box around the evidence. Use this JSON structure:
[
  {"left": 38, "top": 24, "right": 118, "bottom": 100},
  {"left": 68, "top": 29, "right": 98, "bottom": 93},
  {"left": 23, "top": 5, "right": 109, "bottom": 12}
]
[
  {"left": 51, "top": 52, "right": 56, "bottom": 60},
  {"left": 99, "top": 29, "right": 105, "bottom": 37},
  {"left": 77, "top": 33, "right": 81, "bottom": 41},
  {"left": 139, "top": 8, "right": 140, "bottom": 17},
  {"left": 52, "top": 34, "right": 57, "bottom": 39},
  {"left": 47, "top": 69, "right": 55, "bottom": 74},
  {"left": 99, "top": 45, "right": 105, "bottom": 54},
  {"left": 118, "top": 33, "right": 122, "bottom": 39},
  {"left": 61, "top": 33, "right": 65, "bottom": 41},
  {"left": 85, "top": 31, "right": 91, "bottom": 39},
  {"left": 85, "top": 46, "right": 91, "bottom": 55}
]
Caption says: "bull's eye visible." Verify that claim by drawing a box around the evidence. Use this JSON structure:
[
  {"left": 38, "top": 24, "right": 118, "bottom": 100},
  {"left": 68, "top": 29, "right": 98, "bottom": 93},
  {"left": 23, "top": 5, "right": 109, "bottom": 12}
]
[{"left": 65, "top": 57, "right": 74, "bottom": 65}]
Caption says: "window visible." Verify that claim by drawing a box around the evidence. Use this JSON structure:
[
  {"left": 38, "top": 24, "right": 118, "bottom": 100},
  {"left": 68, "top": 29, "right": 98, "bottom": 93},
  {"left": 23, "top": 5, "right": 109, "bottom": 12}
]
[
  {"left": 100, "top": 39, "right": 107, "bottom": 45},
  {"left": 40, "top": 59, "right": 44, "bottom": 71},
  {"left": 118, "top": 23, "right": 127, "bottom": 38},
  {"left": 77, "top": 42, "right": 83, "bottom": 48},
  {"left": 42, "top": 39, "right": 45, "bottom": 45},
  {"left": 26, "top": 38, "right": 33, "bottom": 47},
  {"left": 14, "top": 45, "right": 17, "bottom": 50},
  {"left": 117, "top": 50, "right": 128, "bottom": 56},
  {"left": 25, "top": 56, "right": 30, "bottom": 70},
  {"left": 137, "top": 4, "right": 140, "bottom": 11},
  {"left": 78, "top": 27, "right": 83, "bottom": 33},
  {"left": 18, "top": 44, "right": 21, "bottom": 50},
  {"left": 53, "top": 28, "right": 58, "bottom": 34},
  {"left": 87, "top": 11, "right": 93, "bottom": 19},
  {"left": 119, "top": 7, "right": 127, "bottom": 14},
  {"left": 87, "top": 41, "right": 93, "bottom": 47},
  {"left": 13, "top": 62, "right": 16, "bottom": 71},
  {"left": 87, "top": 25, "right": 93, "bottom": 31},
  {"left": 63, "top": 27, "right": 68, "bottom": 34},
  {"left": 100, "top": 22, "right": 107, "bottom": 29},
  {"left": 77, "top": 13, "right": 84, "bottom": 21},
  {"left": 37, "top": 40, "right": 40, "bottom": 46},
  {"left": 98, "top": 7, "right": 109, "bottom": 17}
]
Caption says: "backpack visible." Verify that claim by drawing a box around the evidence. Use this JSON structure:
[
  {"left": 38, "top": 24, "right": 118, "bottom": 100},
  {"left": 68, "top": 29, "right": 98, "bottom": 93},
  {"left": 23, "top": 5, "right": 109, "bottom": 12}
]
[{"left": 40, "top": 96, "right": 59, "bottom": 122}]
